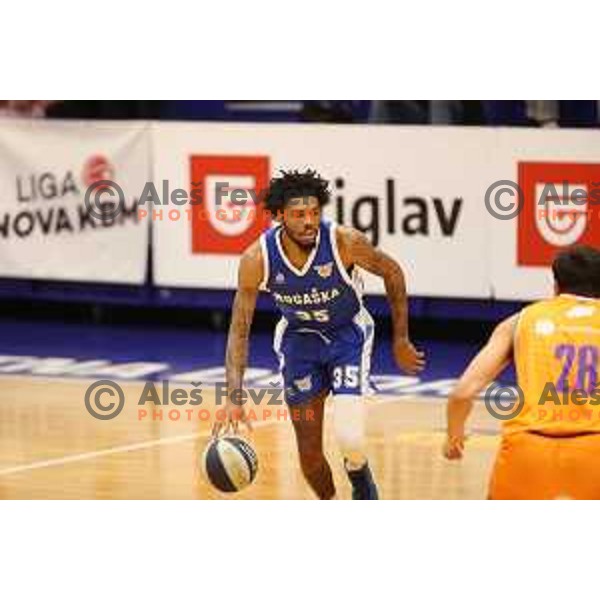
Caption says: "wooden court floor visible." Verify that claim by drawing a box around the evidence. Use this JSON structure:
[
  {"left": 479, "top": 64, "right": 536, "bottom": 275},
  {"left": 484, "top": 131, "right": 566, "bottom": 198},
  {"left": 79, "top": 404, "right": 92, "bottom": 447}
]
[{"left": 0, "top": 376, "right": 501, "bottom": 499}]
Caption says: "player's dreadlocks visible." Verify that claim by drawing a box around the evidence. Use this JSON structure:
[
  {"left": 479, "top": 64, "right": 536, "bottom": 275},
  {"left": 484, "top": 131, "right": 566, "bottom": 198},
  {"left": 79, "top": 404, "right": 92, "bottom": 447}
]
[{"left": 262, "top": 169, "right": 331, "bottom": 217}]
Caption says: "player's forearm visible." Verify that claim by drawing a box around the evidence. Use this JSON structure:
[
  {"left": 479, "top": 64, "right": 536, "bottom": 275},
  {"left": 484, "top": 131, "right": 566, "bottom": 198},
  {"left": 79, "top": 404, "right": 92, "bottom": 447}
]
[
  {"left": 225, "top": 330, "right": 249, "bottom": 398},
  {"left": 224, "top": 287, "right": 258, "bottom": 398},
  {"left": 224, "top": 313, "right": 251, "bottom": 397},
  {"left": 383, "top": 263, "right": 409, "bottom": 339},
  {"left": 447, "top": 395, "right": 474, "bottom": 438}
]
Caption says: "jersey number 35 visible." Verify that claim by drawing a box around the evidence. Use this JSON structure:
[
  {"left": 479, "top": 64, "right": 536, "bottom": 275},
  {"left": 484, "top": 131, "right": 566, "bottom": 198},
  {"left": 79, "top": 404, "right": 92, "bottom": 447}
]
[{"left": 295, "top": 309, "right": 330, "bottom": 323}]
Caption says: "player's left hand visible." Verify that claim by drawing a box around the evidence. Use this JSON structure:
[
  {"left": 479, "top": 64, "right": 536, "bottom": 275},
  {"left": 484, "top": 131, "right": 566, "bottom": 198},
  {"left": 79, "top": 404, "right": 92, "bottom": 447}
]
[
  {"left": 393, "top": 337, "right": 426, "bottom": 374},
  {"left": 443, "top": 435, "right": 465, "bottom": 460}
]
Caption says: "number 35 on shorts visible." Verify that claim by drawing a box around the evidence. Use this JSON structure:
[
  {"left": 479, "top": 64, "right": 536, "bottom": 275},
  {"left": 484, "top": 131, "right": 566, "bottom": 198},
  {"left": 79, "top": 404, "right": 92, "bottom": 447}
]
[{"left": 332, "top": 365, "right": 360, "bottom": 390}]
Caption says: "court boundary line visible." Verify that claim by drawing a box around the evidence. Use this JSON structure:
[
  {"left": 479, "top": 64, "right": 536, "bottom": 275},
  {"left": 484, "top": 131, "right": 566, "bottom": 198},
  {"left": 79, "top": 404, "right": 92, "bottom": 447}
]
[
  {"left": 0, "top": 420, "right": 277, "bottom": 478},
  {"left": 0, "top": 432, "right": 209, "bottom": 478}
]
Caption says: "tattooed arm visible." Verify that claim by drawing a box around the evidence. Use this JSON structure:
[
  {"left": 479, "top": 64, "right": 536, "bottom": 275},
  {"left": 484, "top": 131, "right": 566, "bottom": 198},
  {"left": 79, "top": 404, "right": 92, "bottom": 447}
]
[
  {"left": 337, "top": 226, "right": 425, "bottom": 375},
  {"left": 213, "top": 240, "right": 263, "bottom": 435}
]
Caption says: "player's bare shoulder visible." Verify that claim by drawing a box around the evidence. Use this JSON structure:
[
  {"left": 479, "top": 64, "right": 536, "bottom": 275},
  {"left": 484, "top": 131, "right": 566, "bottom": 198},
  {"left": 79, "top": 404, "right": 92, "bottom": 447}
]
[
  {"left": 335, "top": 225, "right": 368, "bottom": 267},
  {"left": 493, "top": 312, "right": 521, "bottom": 337},
  {"left": 237, "top": 239, "right": 264, "bottom": 289},
  {"left": 335, "top": 223, "right": 402, "bottom": 278}
]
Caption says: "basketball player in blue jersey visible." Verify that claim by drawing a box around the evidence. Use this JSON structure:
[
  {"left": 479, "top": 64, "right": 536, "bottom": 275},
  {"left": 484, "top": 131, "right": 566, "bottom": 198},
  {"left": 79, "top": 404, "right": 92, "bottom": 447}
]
[{"left": 213, "top": 170, "right": 425, "bottom": 499}]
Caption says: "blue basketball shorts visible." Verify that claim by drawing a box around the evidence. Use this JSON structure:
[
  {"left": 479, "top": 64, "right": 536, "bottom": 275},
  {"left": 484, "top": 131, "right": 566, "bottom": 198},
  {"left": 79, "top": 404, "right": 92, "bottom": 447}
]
[{"left": 273, "top": 308, "right": 375, "bottom": 405}]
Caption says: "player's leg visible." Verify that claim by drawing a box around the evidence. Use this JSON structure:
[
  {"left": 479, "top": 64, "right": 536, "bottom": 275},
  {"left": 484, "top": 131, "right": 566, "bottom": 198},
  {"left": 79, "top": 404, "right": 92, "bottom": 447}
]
[
  {"left": 289, "top": 387, "right": 336, "bottom": 499},
  {"left": 276, "top": 327, "right": 335, "bottom": 499},
  {"left": 333, "top": 394, "right": 378, "bottom": 499},
  {"left": 329, "top": 309, "right": 378, "bottom": 500}
]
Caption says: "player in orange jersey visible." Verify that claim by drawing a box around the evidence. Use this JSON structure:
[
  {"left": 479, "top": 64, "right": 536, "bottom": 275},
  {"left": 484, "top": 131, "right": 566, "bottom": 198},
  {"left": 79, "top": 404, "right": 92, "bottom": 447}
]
[{"left": 444, "top": 245, "right": 600, "bottom": 499}]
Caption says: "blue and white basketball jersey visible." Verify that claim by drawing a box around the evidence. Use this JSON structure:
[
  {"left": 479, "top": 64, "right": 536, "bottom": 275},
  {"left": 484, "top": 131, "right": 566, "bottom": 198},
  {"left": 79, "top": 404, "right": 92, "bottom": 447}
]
[
  {"left": 260, "top": 220, "right": 375, "bottom": 404},
  {"left": 260, "top": 220, "right": 363, "bottom": 331}
]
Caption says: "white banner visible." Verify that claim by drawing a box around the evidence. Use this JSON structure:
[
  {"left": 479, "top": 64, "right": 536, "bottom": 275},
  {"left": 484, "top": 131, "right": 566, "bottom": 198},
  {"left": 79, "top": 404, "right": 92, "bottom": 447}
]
[
  {"left": 152, "top": 123, "right": 493, "bottom": 297},
  {"left": 4, "top": 120, "right": 591, "bottom": 299},
  {"left": 0, "top": 120, "right": 150, "bottom": 283}
]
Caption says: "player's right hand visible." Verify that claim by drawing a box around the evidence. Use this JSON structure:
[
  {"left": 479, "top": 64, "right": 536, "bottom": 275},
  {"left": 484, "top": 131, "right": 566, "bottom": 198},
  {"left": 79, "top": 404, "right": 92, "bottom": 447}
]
[
  {"left": 211, "top": 401, "right": 253, "bottom": 437},
  {"left": 393, "top": 337, "right": 426, "bottom": 375},
  {"left": 443, "top": 435, "right": 465, "bottom": 460}
]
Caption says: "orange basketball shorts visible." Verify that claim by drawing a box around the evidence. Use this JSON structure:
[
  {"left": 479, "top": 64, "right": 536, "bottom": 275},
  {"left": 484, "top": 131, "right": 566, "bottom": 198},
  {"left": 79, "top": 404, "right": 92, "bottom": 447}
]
[{"left": 489, "top": 431, "right": 600, "bottom": 499}]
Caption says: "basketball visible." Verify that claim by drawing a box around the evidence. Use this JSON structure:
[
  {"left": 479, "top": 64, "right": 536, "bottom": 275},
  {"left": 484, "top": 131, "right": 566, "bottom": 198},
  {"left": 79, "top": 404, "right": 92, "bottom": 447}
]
[{"left": 202, "top": 436, "right": 258, "bottom": 493}]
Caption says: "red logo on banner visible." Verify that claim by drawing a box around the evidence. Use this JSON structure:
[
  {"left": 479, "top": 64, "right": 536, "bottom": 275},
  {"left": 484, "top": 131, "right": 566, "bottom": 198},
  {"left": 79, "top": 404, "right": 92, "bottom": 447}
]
[
  {"left": 82, "top": 155, "right": 115, "bottom": 191},
  {"left": 517, "top": 162, "right": 600, "bottom": 266},
  {"left": 190, "top": 155, "right": 271, "bottom": 254}
]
